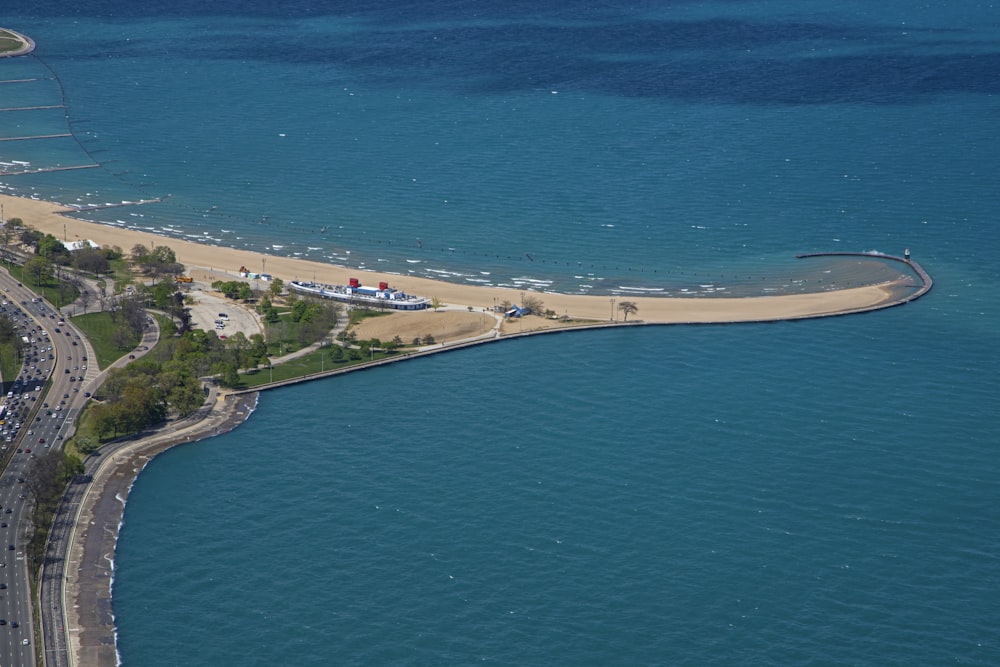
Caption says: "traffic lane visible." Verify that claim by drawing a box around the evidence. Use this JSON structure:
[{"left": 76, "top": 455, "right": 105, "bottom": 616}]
[
  {"left": 0, "top": 484, "right": 33, "bottom": 667},
  {"left": 0, "top": 283, "right": 73, "bottom": 663}
]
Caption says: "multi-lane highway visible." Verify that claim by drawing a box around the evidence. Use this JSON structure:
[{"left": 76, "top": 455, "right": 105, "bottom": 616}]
[{"left": 0, "top": 271, "right": 100, "bottom": 667}]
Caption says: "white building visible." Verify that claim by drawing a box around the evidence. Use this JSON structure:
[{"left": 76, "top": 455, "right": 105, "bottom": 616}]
[{"left": 65, "top": 239, "right": 100, "bottom": 252}]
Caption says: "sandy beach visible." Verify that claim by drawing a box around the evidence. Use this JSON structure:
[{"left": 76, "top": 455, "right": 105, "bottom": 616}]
[
  {"left": 3, "top": 189, "right": 927, "bottom": 667},
  {"left": 1, "top": 194, "right": 919, "bottom": 324}
]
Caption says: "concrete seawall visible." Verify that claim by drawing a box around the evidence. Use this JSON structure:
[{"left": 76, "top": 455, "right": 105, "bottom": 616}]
[{"left": 235, "top": 251, "right": 933, "bottom": 395}]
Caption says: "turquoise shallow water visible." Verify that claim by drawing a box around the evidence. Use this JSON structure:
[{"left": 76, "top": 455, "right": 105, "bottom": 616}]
[{"left": 3, "top": 1, "right": 1000, "bottom": 664}]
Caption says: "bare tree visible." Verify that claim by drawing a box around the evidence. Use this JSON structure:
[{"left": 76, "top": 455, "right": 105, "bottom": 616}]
[
  {"left": 521, "top": 294, "right": 544, "bottom": 315},
  {"left": 77, "top": 283, "right": 93, "bottom": 314},
  {"left": 0, "top": 217, "right": 22, "bottom": 261},
  {"left": 618, "top": 301, "right": 638, "bottom": 322}
]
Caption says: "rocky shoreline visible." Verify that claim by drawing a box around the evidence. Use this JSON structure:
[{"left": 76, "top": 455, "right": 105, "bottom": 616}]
[{"left": 43, "top": 391, "right": 258, "bottom": 667}]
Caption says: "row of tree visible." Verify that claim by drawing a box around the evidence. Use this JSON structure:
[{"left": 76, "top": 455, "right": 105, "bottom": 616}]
[
  {"left": 1, "top": 217, "right": 123, "bottom": 273},
  {"left": 131, "top": 243, "right": 183, "bottom": 282}
]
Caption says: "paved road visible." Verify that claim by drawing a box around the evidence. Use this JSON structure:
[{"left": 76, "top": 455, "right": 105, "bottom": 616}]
[
  {"left": 0, "top": 267, "right": 117, "bottom": 667},
  {"left": 0, "top": 274, "right": 84, "bottom": 667},
  {"left": 37, "top": 311, "right": 158, "bottom": 667}
]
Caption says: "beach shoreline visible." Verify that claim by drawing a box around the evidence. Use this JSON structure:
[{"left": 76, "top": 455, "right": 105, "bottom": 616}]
[{"left": 0, "top": 193, "right": 924, "bottom": 324}]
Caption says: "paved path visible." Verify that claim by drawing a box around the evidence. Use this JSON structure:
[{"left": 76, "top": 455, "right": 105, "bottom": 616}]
[{"left": 39, "top": 389, "right": 256, "bottom": 667}]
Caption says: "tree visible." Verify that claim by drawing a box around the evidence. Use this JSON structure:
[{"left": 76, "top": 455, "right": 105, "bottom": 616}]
[
  {"left": 431, "top": 296, "right": 442, "bottom": 311},
  {"left": 149, "top": 245, "right": 177, "bottom": 265},
  {"left": 73, "top": 247, "right": 110, "bottom": 275},
  {"left": 24, "top": 255, "right": 54, "bottom": 287},
  {"left": 90, "top": 404, "right": 117, "bottom": 439},
  {"left": 131, "top": 243, "right": 150, "bottom": 262},
  {"left": 618, "top": 301, "right": 638, "bottom": 322},
  {"left": 383, "top": 336, "right": 402, "bottom": 354},
  {"left": 133, "top": 243, "right": 183, "bottom": 281},
  {"left": 0, "top": 217, "right": 23, "bottom": 260},
  {"left": 521, "top": 294, "right": 544, "bottom": 315},
  {"left": 74, "top": 434, "right": 100, "bottom": 455},
  {"left": 169, "top": 377, "right": 205, "bottom": 416},
  {"left": 20, "top": 227, "right": 41, "bottom": 248},
  {"left": 119, "top": 295, "right": 148, "bottom": 338},
  {"left": 38, "top": 233, "right": 70, "bottom": 263},
  {"left": 215, "top": 362, "right": 241, "bottom": 388},
  {"left": 111, "top": 324, "right": 135, "bottom": 350},
  {"left": 268, "top": 277, "right": 284, "bottom": 298},
  {"left": 215, "top": 280, "right": 252, "bottom": 301}
]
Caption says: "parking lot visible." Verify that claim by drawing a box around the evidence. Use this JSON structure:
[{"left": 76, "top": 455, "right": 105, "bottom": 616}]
[{"left": 183, "top": 290, "right": 263, "bottom": 341}]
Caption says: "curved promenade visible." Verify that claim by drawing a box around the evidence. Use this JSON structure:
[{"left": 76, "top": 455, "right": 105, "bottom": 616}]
[
  {"left": 0, "top": 29, "right": 35, "bottom": 57},
  {"left": 235, "top": 252, "right": 933, "bottom": 395},
  {"left": 794, "top": 251, "right": 933, "bottom": 305}
]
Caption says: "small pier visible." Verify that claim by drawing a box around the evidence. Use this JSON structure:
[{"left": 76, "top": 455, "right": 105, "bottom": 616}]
[
  {"left": 0, "top": 133, "right": 72, "bottom": 141},
  {"left": 0, "top": 104, "right": 65, "bottom": 112},
  {"left": 795, "top": 250, "right": 933, "bottom": 304},
  {"left": 0, "top": 164, "right": 100, "bottom": 176}
]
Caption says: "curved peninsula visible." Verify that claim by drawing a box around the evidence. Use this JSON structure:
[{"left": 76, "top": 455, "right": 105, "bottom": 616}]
[
  {"left": 0, "top": 29, "right": 35, "bottom": 57},
  {"left": 0, "top": 192, "right": 935, "bottom": 667}
]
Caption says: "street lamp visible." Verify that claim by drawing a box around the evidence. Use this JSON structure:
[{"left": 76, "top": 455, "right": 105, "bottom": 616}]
[{"left": 610, "top": 298, "right": 616, "bottom": 321}]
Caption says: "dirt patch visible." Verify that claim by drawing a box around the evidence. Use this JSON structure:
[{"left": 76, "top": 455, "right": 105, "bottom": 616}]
[
  {"left": 350, "top": 309, "right": 496, "bottom": 344},
  {"left": 499, "top": 314, "right": 603, "bottom": 334}
]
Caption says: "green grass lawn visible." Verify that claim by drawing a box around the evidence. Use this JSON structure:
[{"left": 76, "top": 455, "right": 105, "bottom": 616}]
[
  {"left": 3, "top": 261, "right": 80, "bottom": 307},
  {"left": 239, "top": 346, "right": 398, "bottom": 387},
  {"left": 70, "top": 312, "right": 137, "bottom": 369},
  {"left": 0, "top": 343, "right": 21, "bottom": 388},
  {"left": 0, "top": 31, "right": 23, "bottom": 54}
]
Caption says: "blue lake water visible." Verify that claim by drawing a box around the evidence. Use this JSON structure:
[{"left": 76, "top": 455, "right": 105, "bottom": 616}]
[{"left": 3, "top": 1, "right": 999, "bottom": 664}]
